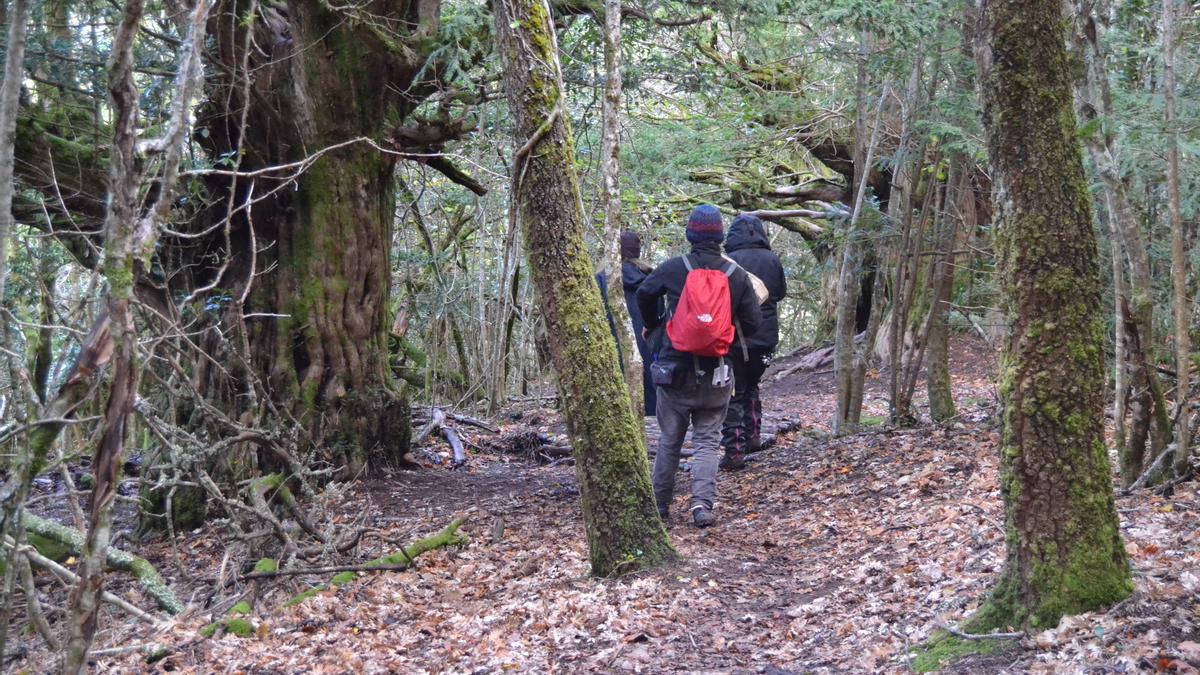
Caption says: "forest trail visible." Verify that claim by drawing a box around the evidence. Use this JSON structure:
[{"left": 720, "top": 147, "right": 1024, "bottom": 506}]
[{"left": 41, "top": 338, "right": 1200, "bottom": 673}]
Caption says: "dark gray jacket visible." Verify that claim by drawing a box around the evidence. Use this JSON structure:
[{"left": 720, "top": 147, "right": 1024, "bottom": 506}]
[{"left": 726, "top": 215, "right": 786, "bottom": 351}]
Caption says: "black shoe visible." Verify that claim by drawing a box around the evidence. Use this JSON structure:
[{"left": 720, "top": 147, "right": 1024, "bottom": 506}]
[
  {"left": 719, "top": 453, "right": 746, "bottom": 471},
  {"left": 692, "top": 505, "right": 715, "bottom": 528}
]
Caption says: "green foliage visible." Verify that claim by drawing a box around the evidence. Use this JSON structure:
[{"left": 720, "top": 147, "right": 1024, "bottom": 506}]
[{"left": 909, "top": 632, "right": 1007, "bottom": 672}]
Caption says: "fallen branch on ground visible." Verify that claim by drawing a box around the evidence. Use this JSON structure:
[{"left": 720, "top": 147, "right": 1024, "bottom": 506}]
[
  {"left": 21, "top": 511, "right": 182, "bottom": 614},
  {"left": 1125, "top": 445, "right": 1176, "bottom": 493},
  {"left": 3, "top": 537, "right": 161, "bottom": 625},
  {"left": 414, "top": 408, "right": 469, "bottom": 466},
  {"left": 237, "top": 562, "right": 410, "bottom": 581},
  {"left": 481, "top": 430, "right": 571, "bottom": 463}
]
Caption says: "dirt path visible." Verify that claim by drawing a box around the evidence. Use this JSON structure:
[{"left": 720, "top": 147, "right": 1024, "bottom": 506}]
[{"left": 16, "top": 338, "right": 1200, "bottom": 673}]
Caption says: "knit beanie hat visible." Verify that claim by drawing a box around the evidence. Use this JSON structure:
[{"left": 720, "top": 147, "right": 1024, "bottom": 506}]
[
  {"left": 619, "top": 231, "right": 641, "bottom": 259},
  {"left": 686, "top": 204, "right": 724, "bottom": 244}
]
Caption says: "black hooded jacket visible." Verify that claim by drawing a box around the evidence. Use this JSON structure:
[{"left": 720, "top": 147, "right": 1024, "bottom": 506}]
[
  {"left": 725, "top": 215, "right": 786, "bottom": 351},
  {"left": 637, "top": 241, "right": 763, "bottom": 373}
]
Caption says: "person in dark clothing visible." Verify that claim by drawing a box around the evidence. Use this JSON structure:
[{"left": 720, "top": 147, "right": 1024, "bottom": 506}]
[
  {"left": 620, "top": 233, "right": 660, "bottom": 415},
  {"left": 719, "top": 214, "right": 787, "bottom": 470},
  {"left": 637, "top": 205, "right": 762, "bottom": 528},
  {"left": 597, "top": 232, "right": 660, "bottom": 415}
]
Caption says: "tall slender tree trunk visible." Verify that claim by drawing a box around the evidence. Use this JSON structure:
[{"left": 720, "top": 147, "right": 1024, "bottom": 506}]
[
  {"left": 493, "top": 0, "right": 675, "bottom": 575},
  {"left": 599, "top": 0, "right": 644, "bottom": 422},
  {"left": 0, "top": 0, "right": 30, "bottom": 304},
  {"left": 927, "top": 158, "right": 964, "bottom": 423},
  {"left": 63, "top": 2, "right": 210, "bottom": 666},
  {"left": 972, "top": 0, "right": 1131, "bottom": 630},
  {"left": 887, "top": 56, "right": 926, "bottom": 425},
  {"left": 834, "top": 37, "right": 886, "bottom": 435},
  {"left": 63, "top": 0, "right": 145, "bottom": 668},
  {"left": 1071, "top": 2, "right": 1166, "bottom": 484},
  {"left": 1163, "top": 0, "right": 1191, "bottom": 479},
  {"left": 1103, "top": 202, "right": 1129, "bottom": 464}
]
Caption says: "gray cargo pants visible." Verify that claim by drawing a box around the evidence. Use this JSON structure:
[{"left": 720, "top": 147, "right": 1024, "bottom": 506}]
[{"left": 652, "top": 375, "right": 733, "bottom": 512}]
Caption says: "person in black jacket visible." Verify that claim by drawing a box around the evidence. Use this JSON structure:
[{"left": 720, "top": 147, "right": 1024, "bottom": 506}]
[
  {"left": 597, "top": 232, "right": 660, "bottom": 415},
  {"left": 637, "top": 205, "right": 762, "bottom": 528},
  {"left": 720, "top": 214, "right": 787, "bottom": 470}
]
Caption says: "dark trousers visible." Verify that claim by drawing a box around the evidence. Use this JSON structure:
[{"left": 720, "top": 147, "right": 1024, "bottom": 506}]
[{"left": 721, "top": 348, "right": 772, "bottom": 456}]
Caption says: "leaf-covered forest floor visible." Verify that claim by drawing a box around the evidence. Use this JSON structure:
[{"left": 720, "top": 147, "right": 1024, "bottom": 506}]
[{"left": 10, "top": 338, "right": 1200, "bottom": 673}]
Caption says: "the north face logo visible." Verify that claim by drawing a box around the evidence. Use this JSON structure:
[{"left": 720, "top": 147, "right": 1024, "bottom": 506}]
[{"left": 697, "top": 314, "right": 713, "bottom": 323}]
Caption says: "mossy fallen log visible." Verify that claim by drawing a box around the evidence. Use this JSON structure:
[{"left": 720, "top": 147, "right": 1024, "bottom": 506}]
[{"left": 21, "top": 512, "right": 183, "bottom": 614}]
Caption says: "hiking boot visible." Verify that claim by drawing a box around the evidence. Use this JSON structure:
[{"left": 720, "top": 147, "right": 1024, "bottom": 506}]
[
  {"left": 656, "top": 498, "right": 669, "bottom": 521},
  {"left": 691, "top": 505, "right": 715, "bottom": 528},
  {"left": 747, "top": 436, "right": 763, "bottom": 453},
  {"left": 719, "top": 452, "right": 746, "bottom": 471}
]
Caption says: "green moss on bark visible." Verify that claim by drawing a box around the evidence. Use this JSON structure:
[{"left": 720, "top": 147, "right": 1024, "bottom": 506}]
[
  {"left": 973, "top": 0, "right": 1132, "bottom": 631},
  {"left": 494, "top": 0, "right": 677, "bottom": 576}
]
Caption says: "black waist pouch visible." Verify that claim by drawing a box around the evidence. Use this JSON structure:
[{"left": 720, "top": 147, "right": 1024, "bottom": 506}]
[{"left": 650, "top": 361, "right": 678, "bottom": 387}]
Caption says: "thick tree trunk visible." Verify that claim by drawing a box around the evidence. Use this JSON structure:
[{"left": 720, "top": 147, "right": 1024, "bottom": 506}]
[
  {"left": 188, "top": 0, "right": 447, "bottom": 472},
  {"left": 267, "top": 144, "right": 408, "bottom": 472},
  {"left": 972, "top": 0, "right": 1131, "bottom": 630},
  {"left": 493, "top": 0, "right": 675, "bottom": 575}
]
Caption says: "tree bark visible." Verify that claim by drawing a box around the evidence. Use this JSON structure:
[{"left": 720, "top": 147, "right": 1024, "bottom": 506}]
[
  {"left": 599, "top": 0, "right": 644, "bottom": 422},
  {"left": 0, "top": 0, "right": 31, "bottom": 304},
  {"left": 926, "top": 158, "right": 965, "bottom": 423},
  {"left": 184, "top": 0, "right": 480, "bottom": 471},
  {"left": 1070, "top": 3, "right": 1166, "bottom": 483},
  {"left": 63, "top": 0, "right": 146, "bottom": 667},
  {"left": 493, "top": 0, "right": 675, "bottom": 575},
  {"left": 1103, "top": 202, "right": 1128, "bottom": 465},
  {"left": 971, "top": 0, "right": 1131, "bottom": 631},
  {"left": 1163, "top": 0, "right": 1191, "bottom": 479}
]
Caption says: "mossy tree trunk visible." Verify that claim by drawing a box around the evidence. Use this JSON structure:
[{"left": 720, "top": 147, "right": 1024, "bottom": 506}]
[
  {"left": 185, "top": 0, "right": 483, "bottom": 473},
  {"left": 972, "top": 0, "right": 1132, "bottom": 630},
  {"left": 493, "top": 0, "right": 676, "bottom": 576},
  {"left": 926, "top": 157, "right": 964, "bottom": 424}
]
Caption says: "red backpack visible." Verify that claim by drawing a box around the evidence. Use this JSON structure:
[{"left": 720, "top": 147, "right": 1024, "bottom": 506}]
[{"left": 666, "top": 256, "right": 737, "bottom": 357}]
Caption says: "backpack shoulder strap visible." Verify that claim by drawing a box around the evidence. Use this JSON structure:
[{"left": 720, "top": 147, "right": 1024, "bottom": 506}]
[
  {"left": 682, "top": 255, "right": 695, "bottom": 272},
  {"left": 721, "top": 261, "right": 737, "bottom": 277}
]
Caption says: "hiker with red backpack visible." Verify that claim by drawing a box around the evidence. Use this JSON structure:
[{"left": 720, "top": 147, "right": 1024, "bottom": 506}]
[{"left": 636, "top": 205, "right": 762, "bottom": 528}]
